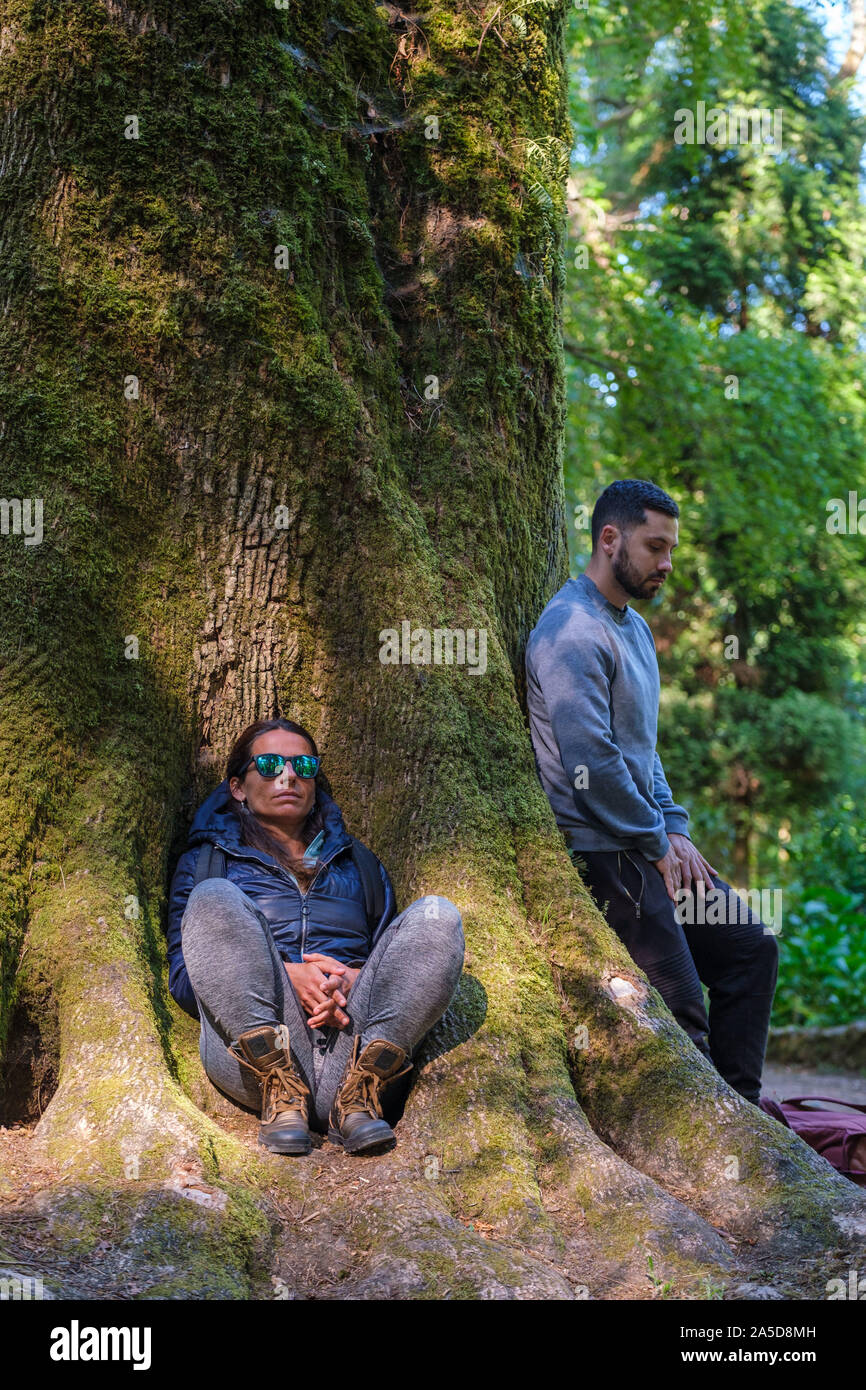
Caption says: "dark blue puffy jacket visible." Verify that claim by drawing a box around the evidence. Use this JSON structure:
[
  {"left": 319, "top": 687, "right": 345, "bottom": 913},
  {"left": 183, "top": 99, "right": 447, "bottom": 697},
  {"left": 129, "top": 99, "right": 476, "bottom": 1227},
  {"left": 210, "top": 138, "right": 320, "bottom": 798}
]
[{"left": 166, "top": 780, "right": 396, "bottom": 1018}]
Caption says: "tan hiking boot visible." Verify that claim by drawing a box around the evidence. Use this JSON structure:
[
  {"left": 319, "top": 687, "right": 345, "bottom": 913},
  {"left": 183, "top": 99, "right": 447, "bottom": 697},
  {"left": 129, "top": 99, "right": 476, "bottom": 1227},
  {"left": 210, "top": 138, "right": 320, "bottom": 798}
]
[
  {"left": 229, "top": 1024, "right": 312, "bottom": 1155},
  {"left": 328, "top": 1037, "right": 412, "bottom": 1155}
]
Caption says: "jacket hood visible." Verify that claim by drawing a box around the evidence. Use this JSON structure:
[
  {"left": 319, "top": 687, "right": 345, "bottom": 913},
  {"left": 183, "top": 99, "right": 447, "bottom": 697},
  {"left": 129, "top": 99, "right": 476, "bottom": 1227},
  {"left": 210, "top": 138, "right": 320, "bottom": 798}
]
[{"left": 186, "top": 779, "right": 352, "bottom": 857}]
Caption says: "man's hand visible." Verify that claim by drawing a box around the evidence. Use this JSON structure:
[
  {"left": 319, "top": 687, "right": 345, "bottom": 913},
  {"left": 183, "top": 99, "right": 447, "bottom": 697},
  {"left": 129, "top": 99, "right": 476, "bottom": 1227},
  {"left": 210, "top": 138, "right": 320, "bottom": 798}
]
[
  {"left": 284, "top": 959, "right": 350, "bottom": 1029},
  {"left": 652, "top": 845, "right": 683, "bottom": 902},
  {"left": 668, "top": 833, "right": 718, "bottom": 893}
]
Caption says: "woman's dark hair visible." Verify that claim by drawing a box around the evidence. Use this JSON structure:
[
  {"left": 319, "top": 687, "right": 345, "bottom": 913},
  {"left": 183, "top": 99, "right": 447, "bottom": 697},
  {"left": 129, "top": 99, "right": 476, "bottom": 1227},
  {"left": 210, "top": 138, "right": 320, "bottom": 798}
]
[{"left": 226, "top": 718, "right": 324, "bottom": 889}]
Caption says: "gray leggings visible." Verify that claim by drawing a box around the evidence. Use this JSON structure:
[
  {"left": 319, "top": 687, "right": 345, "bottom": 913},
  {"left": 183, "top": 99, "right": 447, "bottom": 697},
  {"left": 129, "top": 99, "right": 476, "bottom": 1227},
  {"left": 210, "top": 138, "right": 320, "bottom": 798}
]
[{"left": 180, "top": 879, "right": 465, "bottom": 1130}]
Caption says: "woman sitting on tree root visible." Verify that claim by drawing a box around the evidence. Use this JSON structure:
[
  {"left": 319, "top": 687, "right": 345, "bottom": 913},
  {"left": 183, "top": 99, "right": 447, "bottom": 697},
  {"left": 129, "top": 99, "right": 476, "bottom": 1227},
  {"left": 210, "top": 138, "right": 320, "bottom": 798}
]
[{"left": 166, "top": 718, "right": 465, "bottom": 1156}]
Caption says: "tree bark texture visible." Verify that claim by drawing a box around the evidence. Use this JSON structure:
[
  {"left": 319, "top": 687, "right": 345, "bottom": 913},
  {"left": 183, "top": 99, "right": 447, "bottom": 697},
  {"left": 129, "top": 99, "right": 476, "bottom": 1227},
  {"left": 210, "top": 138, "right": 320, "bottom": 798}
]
[{"left": 0, "top": 0, "right": 862, "bottom": 1299}]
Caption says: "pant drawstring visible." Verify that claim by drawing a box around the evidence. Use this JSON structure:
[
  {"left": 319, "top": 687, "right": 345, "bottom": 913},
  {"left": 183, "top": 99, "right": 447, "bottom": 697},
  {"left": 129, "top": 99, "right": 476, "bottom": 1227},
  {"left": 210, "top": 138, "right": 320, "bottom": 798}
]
[{"left": 617, "top": 850, "right": 646, "bottom": 921}]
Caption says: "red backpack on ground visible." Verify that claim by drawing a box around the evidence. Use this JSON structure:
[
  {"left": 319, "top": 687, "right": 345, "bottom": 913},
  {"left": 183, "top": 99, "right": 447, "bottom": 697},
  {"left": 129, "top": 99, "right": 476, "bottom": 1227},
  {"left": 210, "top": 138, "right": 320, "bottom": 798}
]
[{"left": 759, "top": 1095, "right": 866, "bottom": 1186}]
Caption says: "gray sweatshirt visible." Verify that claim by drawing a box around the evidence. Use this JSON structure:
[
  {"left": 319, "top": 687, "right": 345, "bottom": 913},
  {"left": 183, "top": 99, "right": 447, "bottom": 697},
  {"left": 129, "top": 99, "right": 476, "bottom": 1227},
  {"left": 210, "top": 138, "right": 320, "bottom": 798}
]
[{"left": 525, "top": 571, "right": 689, "bottom": 861}]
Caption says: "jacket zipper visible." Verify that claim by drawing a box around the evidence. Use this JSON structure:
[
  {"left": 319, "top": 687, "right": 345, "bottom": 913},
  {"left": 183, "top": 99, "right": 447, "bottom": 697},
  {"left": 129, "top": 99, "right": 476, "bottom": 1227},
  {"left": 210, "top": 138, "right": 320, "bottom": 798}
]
[
  {"left": 297, "top": 846, "right": 348, "bottom": 955},
  {"left": 213, "top": 839, "right": 345, "bottom": 957}
]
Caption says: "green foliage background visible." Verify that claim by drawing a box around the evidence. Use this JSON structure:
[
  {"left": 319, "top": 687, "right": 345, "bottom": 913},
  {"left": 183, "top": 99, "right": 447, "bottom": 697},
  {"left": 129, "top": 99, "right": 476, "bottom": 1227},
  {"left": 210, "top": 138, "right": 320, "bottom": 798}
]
[{"left": 561, "top": 0, "right": 866, "bottom": 1025}]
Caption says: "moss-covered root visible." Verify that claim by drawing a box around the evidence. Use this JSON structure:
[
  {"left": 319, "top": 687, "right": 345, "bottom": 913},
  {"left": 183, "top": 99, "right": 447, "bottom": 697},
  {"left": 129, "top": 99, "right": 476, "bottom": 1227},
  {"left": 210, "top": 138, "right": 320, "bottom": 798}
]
[
  {"left": 517, "top": 833, "right": 866, "bottom": 1256},
  {"left": 546, "top": 1100, "right": 736, "bottom": 1296},
  {"left": 0, "top": 758, "right": 304, "bottom": 1294},
  {"left": 350, "top": 855, "right": 732, "bottom": 1296},
  {"left": 3, "top": 939, "right": 291, "bottom": 1301},
  {"left": 0, "top": 1177, "right": 279, "bottom": 1300},
  {"left": 520, "top": 983, "right": 737, "bottom": 1296},
  {"left": 299, "top": 1183, "right": 578, "bottom": 1301},
  {"left": 24, "top": 863, "right": 218, "bottom": 1176},
  {"left": 397, "top": 1053, "right": 734, "bottom": 1299}
]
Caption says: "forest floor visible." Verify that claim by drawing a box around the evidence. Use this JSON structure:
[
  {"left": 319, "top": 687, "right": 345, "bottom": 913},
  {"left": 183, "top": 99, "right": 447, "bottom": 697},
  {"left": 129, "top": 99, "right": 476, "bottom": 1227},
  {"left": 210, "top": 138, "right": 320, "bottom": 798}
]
[
  {"left": 762, "top": 1063, "right": 866, "bottom": 1105},
  {"left": 1, "top": 1059, "right": 862, "bottom": 1301}
]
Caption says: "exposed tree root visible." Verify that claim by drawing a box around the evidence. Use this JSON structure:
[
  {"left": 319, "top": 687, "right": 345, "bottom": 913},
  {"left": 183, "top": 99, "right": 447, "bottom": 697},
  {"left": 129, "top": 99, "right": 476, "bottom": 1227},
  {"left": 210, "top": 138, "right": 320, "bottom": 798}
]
[{"left": 517, "top": 833, "right": 866, "bottom": 1264}]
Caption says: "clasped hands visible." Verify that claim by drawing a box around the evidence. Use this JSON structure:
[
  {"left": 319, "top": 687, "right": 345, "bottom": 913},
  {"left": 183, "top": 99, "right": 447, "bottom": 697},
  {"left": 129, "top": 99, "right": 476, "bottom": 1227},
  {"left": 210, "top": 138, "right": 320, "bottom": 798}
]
[
  {"left": 653, "top": 832, "right": 718, "bottom": 904},
  {"left": 284, "top": 953, "right": 361, "bottom": 1030}
]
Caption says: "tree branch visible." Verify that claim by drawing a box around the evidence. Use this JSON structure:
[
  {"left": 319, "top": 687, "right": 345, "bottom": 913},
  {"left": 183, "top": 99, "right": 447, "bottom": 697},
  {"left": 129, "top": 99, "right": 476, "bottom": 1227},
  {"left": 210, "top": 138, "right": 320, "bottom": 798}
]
[
  {"left": 595, "top": 103, "right": 638, "bottom": 128},
  {"left": 834, "top": 0, "right": 866, "bottom": 84}
]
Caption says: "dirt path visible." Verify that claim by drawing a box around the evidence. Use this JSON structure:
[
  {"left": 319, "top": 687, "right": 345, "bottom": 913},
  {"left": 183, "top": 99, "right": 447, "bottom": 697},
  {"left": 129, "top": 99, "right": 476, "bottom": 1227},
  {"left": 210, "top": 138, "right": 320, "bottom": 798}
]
[{"left": 762, "top": 1063, "right": 866, "bottom": 1106}]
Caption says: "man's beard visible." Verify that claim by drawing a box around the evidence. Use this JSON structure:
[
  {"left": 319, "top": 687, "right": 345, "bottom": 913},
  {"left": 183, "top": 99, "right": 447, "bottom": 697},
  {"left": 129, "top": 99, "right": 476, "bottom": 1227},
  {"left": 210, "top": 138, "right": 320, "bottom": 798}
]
[{"left": 612, "top": 542, "right": 664, "bottom": 600}]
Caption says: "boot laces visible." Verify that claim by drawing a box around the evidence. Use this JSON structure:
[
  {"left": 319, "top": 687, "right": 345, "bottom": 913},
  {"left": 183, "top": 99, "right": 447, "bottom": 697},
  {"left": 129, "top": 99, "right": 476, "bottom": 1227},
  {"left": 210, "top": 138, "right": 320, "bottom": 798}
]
[
  {"left": 339, "top": 1065, "right": 385, "bottom": 1118},
  {"left": 263, "top": 1062, "right": 309, "bottom": 1121}
]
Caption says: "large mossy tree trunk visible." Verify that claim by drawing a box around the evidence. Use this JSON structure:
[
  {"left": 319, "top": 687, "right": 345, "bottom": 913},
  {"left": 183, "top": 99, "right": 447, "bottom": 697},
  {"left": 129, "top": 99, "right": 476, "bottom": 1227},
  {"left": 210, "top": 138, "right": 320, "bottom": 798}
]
[{"left": 0, "top": 0, "right": 863, "bottom": 1299}]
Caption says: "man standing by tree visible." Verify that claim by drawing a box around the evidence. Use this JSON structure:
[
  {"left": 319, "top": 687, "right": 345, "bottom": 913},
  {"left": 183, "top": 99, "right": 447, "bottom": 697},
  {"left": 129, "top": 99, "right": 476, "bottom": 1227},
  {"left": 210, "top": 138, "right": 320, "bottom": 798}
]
[{"left": 525, "top": 479, "right": 778, "bottom": 1104}]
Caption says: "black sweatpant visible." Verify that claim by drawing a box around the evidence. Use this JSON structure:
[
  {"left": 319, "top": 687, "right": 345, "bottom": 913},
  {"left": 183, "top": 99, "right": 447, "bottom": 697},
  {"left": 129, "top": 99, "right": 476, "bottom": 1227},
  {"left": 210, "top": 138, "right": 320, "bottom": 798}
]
[{"left": 573, "top": 848, "right": 778, "bottom": 1103}]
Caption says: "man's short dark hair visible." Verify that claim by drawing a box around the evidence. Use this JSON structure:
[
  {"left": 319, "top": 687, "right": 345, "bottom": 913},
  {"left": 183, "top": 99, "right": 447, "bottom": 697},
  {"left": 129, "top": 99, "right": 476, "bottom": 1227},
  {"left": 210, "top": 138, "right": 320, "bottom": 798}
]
[{"left": 590, "top": 479, "right": 679, "bottom": 551}]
